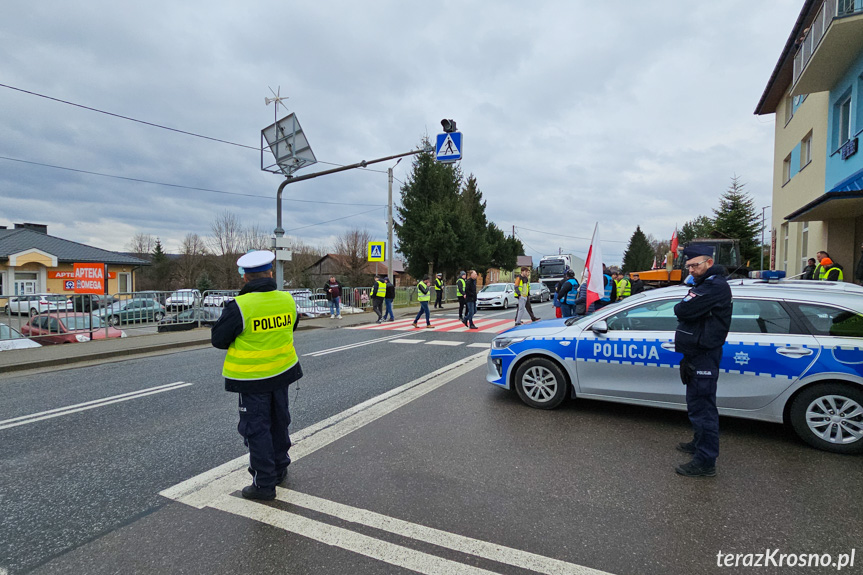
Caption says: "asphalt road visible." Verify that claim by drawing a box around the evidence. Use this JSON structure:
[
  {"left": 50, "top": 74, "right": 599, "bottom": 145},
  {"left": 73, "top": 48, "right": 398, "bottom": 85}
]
[
  {"left": 0, "top": 305, "right": 517, "bottom": 574},
  {"left": 2, "top": 300, "right": 861, "bottom": 575}
]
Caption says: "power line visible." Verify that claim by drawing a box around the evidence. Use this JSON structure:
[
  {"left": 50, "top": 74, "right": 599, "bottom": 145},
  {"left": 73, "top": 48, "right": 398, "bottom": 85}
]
[
  {"left": 0, "top": 155, "right": 386, "bottom": 207},
  {"left": 0, "top": 83, "right": 390, "bottom": 175},
  {"left": 285, "top": 206, "right": 383, "bottom": 232}
]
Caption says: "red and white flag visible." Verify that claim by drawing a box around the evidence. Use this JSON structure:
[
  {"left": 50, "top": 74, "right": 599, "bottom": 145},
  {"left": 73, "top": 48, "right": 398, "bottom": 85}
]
[
  {"left": 584, "top": 223, "right": 605, "bottom": 313},
  {"left": 670, "top": 228, "right": 679, "bottom": 258},
  {"left": 662, "top": 254, "right": 667, "bottom": 267},
  {"left": 651, "top": 256, "right": 658, "bottom": 269}
]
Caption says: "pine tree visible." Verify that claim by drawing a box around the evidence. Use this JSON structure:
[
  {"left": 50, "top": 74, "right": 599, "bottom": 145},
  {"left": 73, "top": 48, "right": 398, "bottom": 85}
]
[
  {"left": 713, "top": 176, "right": 761, "bottom": 264},
  {"left": 622, "top": 226, "right": 654, "bottom": 273},
  {"left": 151, "top": 238, "right": 173, "bottom": 290},
  {"left": 395, "top": 138, "right": 463, "bottom": 280},
  {"left": 678, "top": 215, "right": 716, "bottom": 245},
  {"left": 456, "top": 174, "right": 491, "bottom": 273}
]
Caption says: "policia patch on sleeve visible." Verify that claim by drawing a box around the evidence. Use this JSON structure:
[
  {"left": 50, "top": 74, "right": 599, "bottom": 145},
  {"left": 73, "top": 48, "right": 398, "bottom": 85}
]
[{"left": 251, "top": 313, "right": 293, "bottom": 332}]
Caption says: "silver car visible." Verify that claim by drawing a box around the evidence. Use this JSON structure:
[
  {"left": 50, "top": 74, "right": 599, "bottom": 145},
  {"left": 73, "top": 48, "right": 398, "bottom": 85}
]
[
  {"left": 487, "top": 280, "right": 863, "bottom": 454},
  {"left": 477, "top": 283, "right": 516, "bottom": 309}
]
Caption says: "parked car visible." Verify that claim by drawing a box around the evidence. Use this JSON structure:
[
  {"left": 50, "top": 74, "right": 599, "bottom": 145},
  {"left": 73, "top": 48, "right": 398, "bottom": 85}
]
[
  {"left": 4, "top": 294, "right": 73, "bottom": 316},
  {"left": 529, "top": 282, "right": 551, "bottom": 303},
  {"left": 165, "top": 289, "right": 201, "bottom": 310},
  {"left": 476, "top": 283, "right": 516, "bottom": 309},
  {"left": 202, "top": 292, "right": 236, "bottom": 307},
  {"left": 20, "top": 313, "right": 125, "bottom": 344},
  {"left": 487, "top": 279, "right": 863, "bottom": 454},
  {"left": 96, "top": 298, "right": 166, "bottom": 326},
  {"left": 158, "top": 307, "right": 223, "bottom": 332},
  {"left": 135, "top": 290, "right": 168, "bottom": 305},
  {"left": 70, "top": 294, "right": 118, "bottom": 312},
  {"left": 0, "top": 323, "right": 41, "bottom": 351},
  {"left": 292, "top": 294, "right": 332, "bottom": 318}
]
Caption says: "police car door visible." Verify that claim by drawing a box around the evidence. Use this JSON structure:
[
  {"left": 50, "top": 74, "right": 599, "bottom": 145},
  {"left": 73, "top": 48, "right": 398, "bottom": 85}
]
[
  {"left": 719, "top": 298, "right": 818, "bottom": 410},
  {"left": 785, "top": 301, "right": 863, "bottom": 383},
  {"left": 576, "top": 298, "right": 683, "bottom": 404}
]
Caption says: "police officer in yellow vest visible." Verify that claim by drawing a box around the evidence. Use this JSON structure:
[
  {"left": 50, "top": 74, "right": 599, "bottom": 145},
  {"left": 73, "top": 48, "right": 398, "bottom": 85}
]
[
  {"left": 613, "top": 270, "right": 631, "bottom": 299},
  {"left": 434, "top": 272, "right": 444, "bottom": 308},
  {"left": 211, "top": 251, "right": 303, "bottom": 501},
  {"left": 456, "top": 271, "right": 467, "bottom": 322}
]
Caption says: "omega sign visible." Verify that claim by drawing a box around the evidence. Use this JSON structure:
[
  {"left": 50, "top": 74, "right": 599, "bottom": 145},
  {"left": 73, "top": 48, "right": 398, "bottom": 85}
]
[{"left": 73, "top": 263, "right": 106, "bottom": 294}]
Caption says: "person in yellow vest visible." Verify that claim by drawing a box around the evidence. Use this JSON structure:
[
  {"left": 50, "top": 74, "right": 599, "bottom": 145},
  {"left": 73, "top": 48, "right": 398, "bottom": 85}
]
[
  {"left": 613, "top": 270, "right": 631, "bottom": 299},
  {"left": 812, "top": 250, "right": 829, "bottom": 280},
  {"left": 513, "top": 267, "right": 531, "bottom": 326},
  {"left": 434, "top": 272, "right": 444, "bottom": 308},
  {"left": 211, "top": 251, "right": 303, "bottom": 501},
  {"left": 413, "top": 275, "right": 434, "bottom": 328},
  {"left": 456, "top": 270, "right": 467, "bottom": 322},
  {"left": 370, "top": 274, "right": 387, "bottom": 324},
  {"left": 819, "top": 257, "right": 844, "bottom": 281}
]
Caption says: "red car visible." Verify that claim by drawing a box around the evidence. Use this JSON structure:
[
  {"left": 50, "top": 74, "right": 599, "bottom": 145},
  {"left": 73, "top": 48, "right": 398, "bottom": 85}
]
[{"left": 20, "top": 313, "right": 126, "bottom": 345}]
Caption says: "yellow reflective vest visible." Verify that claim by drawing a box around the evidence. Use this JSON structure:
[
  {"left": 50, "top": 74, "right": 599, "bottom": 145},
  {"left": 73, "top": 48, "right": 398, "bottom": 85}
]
[
  {"left": 417, "top": 281, "right": 431, "bottom": 301},
  {"left": 222, "top": 291, "right": 298, "bottom": 381},
  {"left": 515, "top": 277, "right": 530, "bottom": 298},
  {"left": 456, "top": 278, "right": 466, "bottom": 297},
  {"left": 617, "top": 278, "right": 631, "bottom": 298},
  {"left": 435, "top": 277, "right": 443, "bottom": 291},
  {"left": 371, "top": 280, "right": 386, "bottom": 297}
]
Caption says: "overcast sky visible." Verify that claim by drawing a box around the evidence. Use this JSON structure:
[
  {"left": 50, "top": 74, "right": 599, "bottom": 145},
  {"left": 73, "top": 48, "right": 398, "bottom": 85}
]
[{"left": 1, "top": 1, "right": 801, "bottom": 266}]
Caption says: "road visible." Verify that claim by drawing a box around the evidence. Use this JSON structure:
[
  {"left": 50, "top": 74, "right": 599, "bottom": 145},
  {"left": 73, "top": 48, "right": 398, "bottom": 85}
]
[{"left": 1, "top": 300, "right": 861, "bottom": 575}]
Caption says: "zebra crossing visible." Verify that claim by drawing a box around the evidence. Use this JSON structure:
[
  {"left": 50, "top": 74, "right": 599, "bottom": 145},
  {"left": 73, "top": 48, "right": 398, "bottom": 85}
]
[{"left": 348, "top": 315, "right": 516, "bottom": 334}]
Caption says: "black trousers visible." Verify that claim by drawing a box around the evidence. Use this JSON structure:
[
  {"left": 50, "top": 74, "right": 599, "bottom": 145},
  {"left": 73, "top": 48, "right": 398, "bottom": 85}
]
[
  {"left": 238, "top": 389, "right": 292, "bottom": 489},
  {"left": 680, "top": 349, "right": 722, "bottom": 466},
  {"left": 458, "top": 296, "right": 466, "bottom": 319},
  {"left": 372, "top": 297, "right": 383, "bottom": 319},
  {"left": 434, "top": 289, "right": 443, "bottom": 307}
]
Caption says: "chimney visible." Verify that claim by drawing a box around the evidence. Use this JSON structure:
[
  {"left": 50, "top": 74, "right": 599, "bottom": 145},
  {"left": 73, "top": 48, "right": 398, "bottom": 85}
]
[{"left": 14, "top": 223, "right": 48, "bottom": 234}]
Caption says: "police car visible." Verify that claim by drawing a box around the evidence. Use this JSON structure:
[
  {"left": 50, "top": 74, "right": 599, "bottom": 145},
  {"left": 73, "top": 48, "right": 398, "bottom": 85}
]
[{"left": 487, "top": 278, "right": 863, "bottom": 454}]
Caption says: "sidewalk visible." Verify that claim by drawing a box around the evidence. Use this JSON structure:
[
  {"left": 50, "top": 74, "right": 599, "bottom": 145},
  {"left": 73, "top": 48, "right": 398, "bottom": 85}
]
[{"left": 0, "top": 300, "right": 464, "bottom": 374}]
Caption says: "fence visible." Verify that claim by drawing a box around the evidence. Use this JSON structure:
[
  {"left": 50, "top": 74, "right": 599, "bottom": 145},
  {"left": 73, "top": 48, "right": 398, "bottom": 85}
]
[{"left": 1, "top": 285, "right": 461, "bottom": 346}]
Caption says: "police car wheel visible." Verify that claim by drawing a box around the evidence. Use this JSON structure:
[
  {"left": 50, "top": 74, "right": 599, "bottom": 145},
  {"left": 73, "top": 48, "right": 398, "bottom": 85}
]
[
  {"left": 513, "top": 357, "right": 569, "bottom": 410},
  {"left": 789, "top": 383, "right": 863, "bottom": 454}
]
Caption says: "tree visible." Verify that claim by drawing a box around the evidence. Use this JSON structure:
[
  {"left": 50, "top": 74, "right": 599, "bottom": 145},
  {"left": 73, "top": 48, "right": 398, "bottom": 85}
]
[
  {"left": 395, "top": 138, "right": 463, "bottom": 280},
  {"left": 127, "top": 233, "right": 156, "bottom": 259},
  {"left": 175, "top": 233, "right": 208, "bottom": 288},
  {"left": 208, "top": 211, "right": 245, "bottom": 288},
  {"left": 713, "top": 175, "right": 761, "bottom": 265},
  {"left": 455, "top": 174, "right": 491, "bottom": 273},
  {"left": 334, "top": 228, "right": 373, "bottom": 287},
  {"left": 678, "top": 215, "right": 716, "bottom": 246},
  {"left": 196, "top": 271, "right": 214, "bottom": 292},
  {"left": 150, "top": 238, "right": 172, "bottom": 290},
  {"left": 486, "top": 224, "right": 522, "bottom": 282},
  {"left": 622, "top": 226, "right": 654, "bottom": 273}
]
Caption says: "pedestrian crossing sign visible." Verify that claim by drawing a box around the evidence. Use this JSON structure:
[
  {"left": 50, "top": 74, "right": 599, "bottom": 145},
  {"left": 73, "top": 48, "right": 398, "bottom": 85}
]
[
  {"left": 435, "top": 132, "right": 462, "bottom": 163},
  {"left": 368, "top": 241, "right": 385, "bottom": 262}
]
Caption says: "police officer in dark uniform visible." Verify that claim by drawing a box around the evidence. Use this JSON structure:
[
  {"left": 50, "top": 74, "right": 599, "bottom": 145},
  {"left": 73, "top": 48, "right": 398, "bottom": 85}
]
[
  {"left": 673, "top": 245, "right": 732, "bottom": 478},
  {"left": 211, "top": 251, "right": 303, "bottom": 500}
]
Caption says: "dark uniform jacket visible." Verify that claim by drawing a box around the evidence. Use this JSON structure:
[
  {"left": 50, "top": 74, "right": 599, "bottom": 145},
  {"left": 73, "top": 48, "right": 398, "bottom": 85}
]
[
  {"left": 673, "top": 265, "right": 732, "bottom": 356},
  {"left": 465, "top": 278, "right": 477, "bottom": 302},
  {"left": 630, "top": 279, "right": 645, "bottom": 294},
  {"left": 385, "top": 282, "right": 395, "bottom": 299},
  {"left": 211, "top": 277, "right": 303, "bottom": 393}
]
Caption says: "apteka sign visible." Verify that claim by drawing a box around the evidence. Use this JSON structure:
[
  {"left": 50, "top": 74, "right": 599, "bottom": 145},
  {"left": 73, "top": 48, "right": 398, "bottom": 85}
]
[{"left": 73, "top": 263, "right": 106, "bottom": 294}]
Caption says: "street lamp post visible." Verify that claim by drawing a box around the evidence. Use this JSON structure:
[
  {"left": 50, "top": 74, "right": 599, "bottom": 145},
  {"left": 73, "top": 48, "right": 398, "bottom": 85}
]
[
  {"left": 387, "top": 158, "right": 401, "bottom": 283},
  {"left": 761, "top": 205, "right": 771, "bottom": 271}
]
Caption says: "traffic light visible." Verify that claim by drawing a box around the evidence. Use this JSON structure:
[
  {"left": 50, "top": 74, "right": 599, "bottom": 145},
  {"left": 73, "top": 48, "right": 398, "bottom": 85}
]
[{"left": 440, "top": 119, "right": 457, "bottom": 133}]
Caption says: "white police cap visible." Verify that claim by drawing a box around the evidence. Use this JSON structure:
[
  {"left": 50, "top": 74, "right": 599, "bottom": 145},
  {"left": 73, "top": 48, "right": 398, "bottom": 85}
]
[{"left": 237, "top": 250, "right": 275, "bottom": 274}]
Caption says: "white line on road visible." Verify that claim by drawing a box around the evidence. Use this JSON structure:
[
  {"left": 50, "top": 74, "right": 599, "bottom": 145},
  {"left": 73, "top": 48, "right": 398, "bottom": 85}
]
[
  {"left": 425, "top": 340, "right": 464, "bottom": 346},
  {"left": 467, "top": 343, "right": 490, "bottom": 348},
  {"left": 389, "top": 339, "right": 424, "bottom": 344},
  {"left": 0, "top": 381, "right": 193, "bottom": 431},
  {"left": 302, "top": 331, "right": 412, "bottom": 357},
  {"left": 162, "top": 352, "right": 487, "bottom": 506}
]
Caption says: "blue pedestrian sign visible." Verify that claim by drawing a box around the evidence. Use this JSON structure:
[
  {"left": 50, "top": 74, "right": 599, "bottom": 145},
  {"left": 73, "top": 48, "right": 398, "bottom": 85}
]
[
  {"left": 435, "top": 132, "right": 463, "bottom": 163},
  {"left": 368, "top": 241, "right": 386, "bottom": 262}
]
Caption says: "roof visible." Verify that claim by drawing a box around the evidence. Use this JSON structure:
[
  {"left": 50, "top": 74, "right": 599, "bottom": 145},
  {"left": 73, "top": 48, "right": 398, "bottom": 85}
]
[
  {"left": 755, "top": 0, "right": 817, "bottom": 115},
  {"left": 516, "top": 255, "right": 533, "bottom": 268},
  {"left": 0, "top": 228, "right": 150, "bottom": 266}
]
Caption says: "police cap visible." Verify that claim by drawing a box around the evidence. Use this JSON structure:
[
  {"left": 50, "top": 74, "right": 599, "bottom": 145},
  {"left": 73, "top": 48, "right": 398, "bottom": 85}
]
[
  {"left": 682, "top": 245, "right": 714, "bottom": 260},
  {"left": 237, "top": 250, "right": 275, "bottom": 273}
]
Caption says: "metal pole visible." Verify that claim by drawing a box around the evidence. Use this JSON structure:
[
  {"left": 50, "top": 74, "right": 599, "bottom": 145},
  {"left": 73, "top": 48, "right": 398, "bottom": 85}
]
[
  {"left": 387, "top": 158, "right": 401, "bottom": 284},
  {"left": 275, "top": 177, "right": 291, "bottom": 290},
  {"left": 761, "top": 205, "right": 770, "bottom": 271}
]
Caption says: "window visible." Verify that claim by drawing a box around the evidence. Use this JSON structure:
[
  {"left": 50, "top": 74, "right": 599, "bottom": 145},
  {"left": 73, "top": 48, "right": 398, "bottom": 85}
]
[
  {"left": 781, "top": 224, "right": 789, "bottom": 271},
  {"left": 119, "top": 273, "right": 131, "bottom": 293},
  {"left": 605, "top": 299, "right": 679, "bottom": 332},
  {"left": 800, "top": 222, "right": 809, "bottom": 271},
  {"left": 800, "top": 132, "right": 812, "bottom": 168},
  {"left": 784, "top": 93, "right": 794, "bottom": 125},
  {"left": 729, "top": 299, "right": 792, "bottom": 334},
  {"left": 835, "top": 93, "right": 852, "bottom": 149},
  {"left": 794, "top": 303, "right": 863, "bottom": 337},
  {"left": 783, "top": 154, "right": 792, "bottom": 184}
]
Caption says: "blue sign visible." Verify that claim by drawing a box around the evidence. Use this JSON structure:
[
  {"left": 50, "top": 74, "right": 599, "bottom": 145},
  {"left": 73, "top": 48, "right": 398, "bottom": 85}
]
[{"left": 436, "top": 132, "right": 463, "bottom": 163}]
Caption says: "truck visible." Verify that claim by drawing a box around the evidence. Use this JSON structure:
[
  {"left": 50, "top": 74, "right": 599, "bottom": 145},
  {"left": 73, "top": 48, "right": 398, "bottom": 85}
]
[
  {"left": 538, "top": 254, "right": 585, "bottom": 293},
  {"left": 635, "top": 238, "right": 748, "bottom": 289}
]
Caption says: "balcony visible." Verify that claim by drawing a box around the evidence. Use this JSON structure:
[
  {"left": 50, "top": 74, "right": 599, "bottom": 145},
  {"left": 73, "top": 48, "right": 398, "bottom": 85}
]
[{"left": 792, "top": 0, "right": 863, "bottom": 97}]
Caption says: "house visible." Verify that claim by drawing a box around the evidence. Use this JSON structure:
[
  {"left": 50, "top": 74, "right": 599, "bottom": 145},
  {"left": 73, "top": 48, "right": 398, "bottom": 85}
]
[
  {"left": 0, "top": 223, "right": 149, "bottom": 300},
  {"left": 494, "top": 255, "right": 534, "bottom": 283},
  {"left": 755, "top": 0, "right": 863, "bottom": 276},
  {"left": 304, "top": 254, "right": 412, "bottom": 287}
]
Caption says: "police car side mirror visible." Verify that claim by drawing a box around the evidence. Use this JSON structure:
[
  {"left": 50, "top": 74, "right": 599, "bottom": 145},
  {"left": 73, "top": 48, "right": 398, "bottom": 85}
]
[{"left": 591, "top": 320, "right": 609, "bottom": 335}]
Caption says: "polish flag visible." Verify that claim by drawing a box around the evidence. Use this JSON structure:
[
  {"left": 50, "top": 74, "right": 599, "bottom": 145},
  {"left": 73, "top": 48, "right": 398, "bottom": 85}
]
[
  {"left": 584, "top": 223, "right": 605, "bottom": 313},
  {"left": 670, "top": 228, "right": 679, "bottom": 258},
  {"left": 662, "top": 254, "right": 667, "bottom": 267},
  {"left": 651, "top": 256, "right": 658, "bottom": 269}
]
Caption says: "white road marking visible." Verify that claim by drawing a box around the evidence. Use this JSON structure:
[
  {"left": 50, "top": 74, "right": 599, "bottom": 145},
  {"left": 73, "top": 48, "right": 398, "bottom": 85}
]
[
  {"left": 425, "top": 340, "right": 464, "bottom": 346},
  {"left": 467, "top": 343, "right": 490, "bottom": 348},
  {"left": 0, "top": 381, "right": 193, "bottom": 431},
  {"left": 302, "top": 331, "right": 414, "bottom": 357},
  {"left": 161, "top": 352, "right": 487, "bottom": 506},
  {"left": 389, "top": 339, "right": 424, "bottom": 344}
]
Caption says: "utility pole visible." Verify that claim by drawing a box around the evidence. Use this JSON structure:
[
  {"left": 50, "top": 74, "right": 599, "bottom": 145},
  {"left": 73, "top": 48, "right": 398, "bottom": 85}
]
[{"left": 387, "top": 158, "right": 402, "bottom": 283}]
